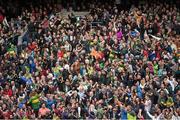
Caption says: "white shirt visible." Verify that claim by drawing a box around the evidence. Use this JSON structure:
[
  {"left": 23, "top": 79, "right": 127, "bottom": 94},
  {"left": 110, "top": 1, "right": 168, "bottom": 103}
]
[
  {"left": 147, "top": 111, "right": 163, "bottom": 120},
  {"left": 172, "top": 115, "right": 180, "bottom": 120},
  {"left": 145, "top": 99, "right": 152, "bottom": 112},
  {"left": 167, "top": 78, "right": 177, "bottom": 91},
  {"left": 64, "top": 64, "right": 70, "bottom": 71}
]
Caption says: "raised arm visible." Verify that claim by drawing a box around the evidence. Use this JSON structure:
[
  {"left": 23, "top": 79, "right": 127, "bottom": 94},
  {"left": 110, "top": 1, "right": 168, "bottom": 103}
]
[{"left": 146, "top": 111, "right": 154, "bottom": 119}]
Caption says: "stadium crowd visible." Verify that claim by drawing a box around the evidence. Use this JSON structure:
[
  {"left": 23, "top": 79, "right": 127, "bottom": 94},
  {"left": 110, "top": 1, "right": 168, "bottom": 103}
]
[{"left": 0, "top": 0, "right": 180, "bottom": 119}]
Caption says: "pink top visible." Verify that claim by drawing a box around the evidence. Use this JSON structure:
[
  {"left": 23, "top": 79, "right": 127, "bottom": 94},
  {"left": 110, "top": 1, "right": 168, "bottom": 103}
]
[{"left": 117, "top": 31, "right": 123, "bottom": 41}]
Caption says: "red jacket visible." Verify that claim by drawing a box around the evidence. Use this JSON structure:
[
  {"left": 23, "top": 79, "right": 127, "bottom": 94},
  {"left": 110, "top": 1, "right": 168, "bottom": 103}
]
[
  {"left": 57, "top": 51, "right": 64, "bottom": 59},
  {"left": 143, "top": 50, "right": 148, "bottom": 58},
  {"left": 3, "top": 89, "right": 13, "bottom": 97},
  {"left": 3, "top": 111, "right": 12, "bottom": 119}
]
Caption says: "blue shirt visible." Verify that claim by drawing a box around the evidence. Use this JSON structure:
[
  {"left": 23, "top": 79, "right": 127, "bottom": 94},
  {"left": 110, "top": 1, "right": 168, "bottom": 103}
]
[
  {"left": 46, "top": 99, "right": 56, "bottom": 110},
  {"left": 121, "top": 108, "right": 127, "bottom": 120},
  {"left": 137, "top": 85, "right": 143, "bottom": 99}
]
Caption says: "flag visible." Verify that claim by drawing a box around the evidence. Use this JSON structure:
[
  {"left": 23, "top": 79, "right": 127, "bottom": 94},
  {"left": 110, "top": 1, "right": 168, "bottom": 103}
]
[
  {"left": 149, "top": 34, "right": 161, "bottom": 41},
  {"left": 0, "top": 13, "right": 9, "bottom": 27},
  {"left": 2, "top": 17, "right": 9, "bottom": 27}
]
